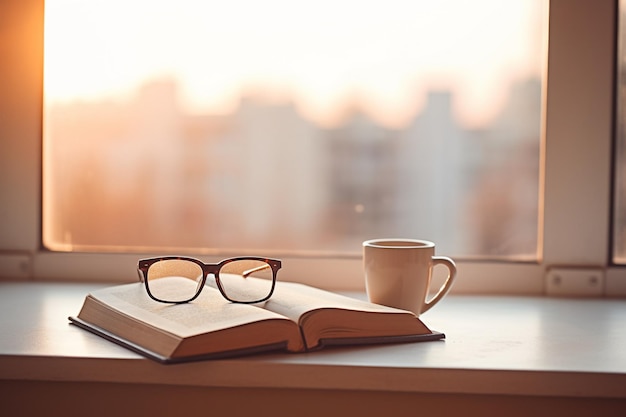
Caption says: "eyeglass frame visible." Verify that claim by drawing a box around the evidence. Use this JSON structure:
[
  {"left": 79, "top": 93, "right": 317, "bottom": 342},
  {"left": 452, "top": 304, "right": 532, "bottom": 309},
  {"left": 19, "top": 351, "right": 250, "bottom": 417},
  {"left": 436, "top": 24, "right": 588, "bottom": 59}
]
[{"left": 137, "top": 256, "right": 282, "bottom": 304}]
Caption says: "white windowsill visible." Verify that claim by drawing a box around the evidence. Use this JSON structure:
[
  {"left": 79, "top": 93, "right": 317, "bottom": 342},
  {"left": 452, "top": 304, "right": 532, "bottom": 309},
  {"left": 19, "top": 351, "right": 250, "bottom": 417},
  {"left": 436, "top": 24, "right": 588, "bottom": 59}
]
[{"left": 1, "top": 282, "right": 625, "bottom": 402}]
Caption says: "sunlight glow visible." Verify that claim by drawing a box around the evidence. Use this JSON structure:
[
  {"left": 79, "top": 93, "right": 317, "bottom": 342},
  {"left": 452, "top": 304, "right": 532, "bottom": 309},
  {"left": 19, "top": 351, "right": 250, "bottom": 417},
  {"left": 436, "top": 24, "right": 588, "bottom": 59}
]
[{"left": 44, "top": 0, "right": 543, "bottom": 129}]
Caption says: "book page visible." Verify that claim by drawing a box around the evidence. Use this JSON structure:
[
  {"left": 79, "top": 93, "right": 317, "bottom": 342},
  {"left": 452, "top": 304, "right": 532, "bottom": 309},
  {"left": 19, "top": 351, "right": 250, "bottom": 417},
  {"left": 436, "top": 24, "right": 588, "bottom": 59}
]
[
  {"left": 90, "top": 282, "right": 294, "bottom": 339},
  {"left": 263, "top": 281, "right": 413, "bottom": 322},
  {"left": 261, "top": 281, "right": 432, "bottom": 349}
]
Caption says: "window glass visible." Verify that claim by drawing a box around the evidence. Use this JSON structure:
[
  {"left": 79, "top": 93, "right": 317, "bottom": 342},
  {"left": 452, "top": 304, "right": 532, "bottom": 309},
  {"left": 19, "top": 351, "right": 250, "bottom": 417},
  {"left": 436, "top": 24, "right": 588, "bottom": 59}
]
[{"left": 43, "top": 0, "right": 545, "bottom": 259}]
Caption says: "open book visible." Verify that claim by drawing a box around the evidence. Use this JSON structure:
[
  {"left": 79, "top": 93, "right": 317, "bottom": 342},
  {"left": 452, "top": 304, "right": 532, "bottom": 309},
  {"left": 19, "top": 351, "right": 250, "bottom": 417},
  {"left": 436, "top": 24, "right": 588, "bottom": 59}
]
[{"left": 69, "top": 281, "right": 444, "bottom": 363}]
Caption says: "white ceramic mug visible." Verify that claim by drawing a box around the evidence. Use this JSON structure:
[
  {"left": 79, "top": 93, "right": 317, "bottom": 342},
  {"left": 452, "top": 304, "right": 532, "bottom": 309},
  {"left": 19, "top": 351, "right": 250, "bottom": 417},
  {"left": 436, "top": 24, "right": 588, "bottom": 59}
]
[{"left": 363, "top": 239, "right": 457, "bottom": 316}]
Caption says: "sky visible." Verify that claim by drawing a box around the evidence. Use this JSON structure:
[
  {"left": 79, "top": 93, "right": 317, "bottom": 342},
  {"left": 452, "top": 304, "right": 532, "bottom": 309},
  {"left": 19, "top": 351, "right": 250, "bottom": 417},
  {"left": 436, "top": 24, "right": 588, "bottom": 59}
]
[{"left": 44, "top": 0, "right": 545, "bottom": 129}]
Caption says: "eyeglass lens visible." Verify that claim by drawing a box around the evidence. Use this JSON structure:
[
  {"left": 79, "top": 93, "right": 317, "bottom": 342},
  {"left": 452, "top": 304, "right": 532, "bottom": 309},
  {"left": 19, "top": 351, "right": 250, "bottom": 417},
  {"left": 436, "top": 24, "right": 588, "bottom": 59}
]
[
  {"left": 219, "top": 259, "right": 274, "bottom": 302},
  {"left": 146, "top": 259, "right": 274, "bottom": 303}
]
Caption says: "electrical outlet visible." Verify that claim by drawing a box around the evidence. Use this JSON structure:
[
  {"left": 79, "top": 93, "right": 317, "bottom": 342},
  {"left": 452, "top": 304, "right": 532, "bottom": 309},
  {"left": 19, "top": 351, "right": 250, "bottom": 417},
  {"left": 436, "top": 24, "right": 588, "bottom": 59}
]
[{"left": 545, "top": 267, "right": 604, "bottom": 296}]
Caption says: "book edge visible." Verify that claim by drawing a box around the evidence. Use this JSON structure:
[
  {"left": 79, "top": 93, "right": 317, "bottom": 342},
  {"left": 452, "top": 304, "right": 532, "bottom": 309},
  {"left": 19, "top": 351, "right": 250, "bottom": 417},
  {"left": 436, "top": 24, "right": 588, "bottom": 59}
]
[
  {"left": 314, "top": 331, "right": 445, "bottom": 350},
  {"left": 298, "top": 307, "right": 433, "bottom": 350},
  {"left": 68, "top": 316, "right": 291, "bottom": 364}
]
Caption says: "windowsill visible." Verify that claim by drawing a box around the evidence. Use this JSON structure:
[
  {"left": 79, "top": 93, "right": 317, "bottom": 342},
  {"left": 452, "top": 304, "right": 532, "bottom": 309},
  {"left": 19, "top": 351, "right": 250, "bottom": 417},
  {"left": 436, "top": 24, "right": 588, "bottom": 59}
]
[{"left": 1, "top": 282, "right": 626, "bottom": 406}]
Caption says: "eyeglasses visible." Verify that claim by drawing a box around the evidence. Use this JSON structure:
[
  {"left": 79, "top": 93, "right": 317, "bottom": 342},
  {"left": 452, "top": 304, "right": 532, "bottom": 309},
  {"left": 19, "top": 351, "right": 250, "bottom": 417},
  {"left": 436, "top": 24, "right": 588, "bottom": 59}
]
[{"left": 137, "top": 256, "right": 281, "bottom": 304}]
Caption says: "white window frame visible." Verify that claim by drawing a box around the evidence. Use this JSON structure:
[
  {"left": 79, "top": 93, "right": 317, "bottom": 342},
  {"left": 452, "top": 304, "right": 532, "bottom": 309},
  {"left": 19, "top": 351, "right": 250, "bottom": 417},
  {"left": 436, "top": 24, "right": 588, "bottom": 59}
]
[{"left": 1, "top": 0, "right": 625, "bottom": 296}]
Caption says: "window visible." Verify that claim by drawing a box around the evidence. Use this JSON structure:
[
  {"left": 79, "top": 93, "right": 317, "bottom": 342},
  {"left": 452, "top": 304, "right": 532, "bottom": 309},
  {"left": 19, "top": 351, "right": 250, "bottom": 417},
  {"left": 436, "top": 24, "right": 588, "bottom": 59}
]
[
  {"left": 0, "top": 0, "right": 623, "bottom": 295},
  {"left": 43, "top": 0, "right": 544, "bottom": 259}
]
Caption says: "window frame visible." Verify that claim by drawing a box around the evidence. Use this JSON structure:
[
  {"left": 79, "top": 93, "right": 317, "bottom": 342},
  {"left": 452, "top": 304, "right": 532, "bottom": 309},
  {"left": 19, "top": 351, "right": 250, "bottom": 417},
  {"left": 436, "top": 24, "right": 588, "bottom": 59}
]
[{"left": 1, "top": 0, "right": 625, "bottom": 296}]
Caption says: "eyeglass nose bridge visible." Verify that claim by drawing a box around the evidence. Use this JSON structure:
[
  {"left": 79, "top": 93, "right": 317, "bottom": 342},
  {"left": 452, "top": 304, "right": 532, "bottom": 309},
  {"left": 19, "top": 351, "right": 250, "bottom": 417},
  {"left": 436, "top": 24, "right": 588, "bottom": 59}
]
[
  {"left": 197, "top": 264, "right": 221, "bottom": 292},
  {"left": 202, "top": 264, "right": 220, "bottom": 275}
]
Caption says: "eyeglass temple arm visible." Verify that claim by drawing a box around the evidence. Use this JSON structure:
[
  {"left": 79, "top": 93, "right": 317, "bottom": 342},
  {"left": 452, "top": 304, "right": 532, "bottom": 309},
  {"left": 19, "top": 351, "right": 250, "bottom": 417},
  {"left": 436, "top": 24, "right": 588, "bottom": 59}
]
[
  {"left": 137, "top": 268, "right": 145, "bottom": 282},
  {"left": 242, "top": 264, "right": 271, "bottom": 278}
]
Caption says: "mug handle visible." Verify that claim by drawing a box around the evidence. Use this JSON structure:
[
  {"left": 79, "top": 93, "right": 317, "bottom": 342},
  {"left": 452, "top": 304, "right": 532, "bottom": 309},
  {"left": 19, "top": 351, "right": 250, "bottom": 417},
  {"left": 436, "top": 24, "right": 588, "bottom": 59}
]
[{"left": 421, "top": 256, "right": 457, "bottom": 314}]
